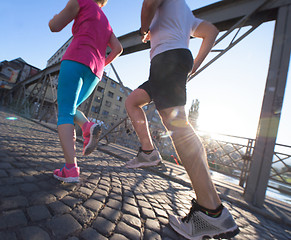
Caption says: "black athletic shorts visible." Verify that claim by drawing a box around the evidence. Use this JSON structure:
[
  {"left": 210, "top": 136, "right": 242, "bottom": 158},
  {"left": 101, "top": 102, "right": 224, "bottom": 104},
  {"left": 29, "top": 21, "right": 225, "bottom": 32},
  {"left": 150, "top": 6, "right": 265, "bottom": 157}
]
[{"left": 138, "top": 48, "right": 193, "bottom": 110}]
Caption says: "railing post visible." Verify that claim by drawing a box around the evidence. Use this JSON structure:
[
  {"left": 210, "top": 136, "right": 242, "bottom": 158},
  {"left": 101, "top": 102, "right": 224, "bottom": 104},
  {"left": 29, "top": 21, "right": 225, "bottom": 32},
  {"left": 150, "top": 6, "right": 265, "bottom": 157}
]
[{"left": 239, "top": 139, "right": 254, "bottom": 187}]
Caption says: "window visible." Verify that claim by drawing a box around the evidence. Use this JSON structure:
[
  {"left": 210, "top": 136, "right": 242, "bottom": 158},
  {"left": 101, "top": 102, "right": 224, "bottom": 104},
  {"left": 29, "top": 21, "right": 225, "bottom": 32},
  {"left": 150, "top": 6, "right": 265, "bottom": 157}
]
[
  {"left": 102, "top": 110, "right": 109, "bottom": 116},
  {"left": 97, "top": 86, "right": 104, "bottom": 93},
  {"left": 152, "top": 116, "right": 159, "bottom": 122},
  {"left": 94, "top": 96, "right": 101, "bottom": 103},
  {"left": 105, "top": 101, "right": 111, "bottom": 107},
  {"left": 101, "top": 77, "right": 107, "bottom": 83},
  {"left": 108, "top": 91, "right": 114, "bottom": 98},
  {"left": 115, "top": 105, "right": 121, "bottom": 112},
  {"left": 143, "top": 105, "right": 149, "bottom": 111},
  {"left": 117, "top": 96, "right": 123, "bottom": 102},
  {"left": 110, "top": 81, "right": 116, "bottom": 88},
  {"left": 120, "top": 87, "right": 125, "bottom": 93},
  {"left": 91, "top": 106, "right": 99, "bottom": 113}
]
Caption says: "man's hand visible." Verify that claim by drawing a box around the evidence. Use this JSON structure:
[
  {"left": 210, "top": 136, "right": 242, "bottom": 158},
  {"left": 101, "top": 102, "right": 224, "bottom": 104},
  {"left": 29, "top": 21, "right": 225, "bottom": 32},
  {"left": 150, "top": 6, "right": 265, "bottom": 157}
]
[{"left": 141, "top": 31, "right": 151, "bottom": 43}]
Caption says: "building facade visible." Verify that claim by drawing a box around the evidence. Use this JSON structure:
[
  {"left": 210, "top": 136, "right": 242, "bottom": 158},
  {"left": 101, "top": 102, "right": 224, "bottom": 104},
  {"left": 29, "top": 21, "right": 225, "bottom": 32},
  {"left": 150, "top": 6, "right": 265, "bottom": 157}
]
[
  {"left": 0, "top": 58, "right": 39, "bottom": 90},
  {"left": 79, "top": 73, "right": 132, "bottom": 125},
  {"left": 46, "top": 37, "right": 73, "bottom": 67}
]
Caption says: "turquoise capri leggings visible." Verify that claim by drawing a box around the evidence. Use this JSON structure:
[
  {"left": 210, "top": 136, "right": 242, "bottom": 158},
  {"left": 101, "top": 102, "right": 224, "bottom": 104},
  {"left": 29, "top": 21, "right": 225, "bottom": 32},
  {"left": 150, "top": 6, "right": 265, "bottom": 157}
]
[{"left": 57, "top": 60, "right": 99, "bottom": 126}]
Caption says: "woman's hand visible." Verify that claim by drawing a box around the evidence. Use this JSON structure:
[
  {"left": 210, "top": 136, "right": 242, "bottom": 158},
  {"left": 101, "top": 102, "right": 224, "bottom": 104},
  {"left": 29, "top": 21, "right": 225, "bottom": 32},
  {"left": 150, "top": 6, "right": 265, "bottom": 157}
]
[{"left": 49, "top": 0, "right": 79, "bottom": 32}]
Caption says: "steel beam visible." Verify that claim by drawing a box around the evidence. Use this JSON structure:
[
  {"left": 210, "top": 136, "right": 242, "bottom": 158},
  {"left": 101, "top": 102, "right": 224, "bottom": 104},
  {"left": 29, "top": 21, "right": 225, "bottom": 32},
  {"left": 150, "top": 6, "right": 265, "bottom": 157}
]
[
  {"left": 11, "top": 0, "right": 289, "bottom": 89},
  {"left": 244, "top": 4, "right": 291, "bottom": 206},
  {"left": 113, "top": 0, "right": 290, "bottom": 56}
]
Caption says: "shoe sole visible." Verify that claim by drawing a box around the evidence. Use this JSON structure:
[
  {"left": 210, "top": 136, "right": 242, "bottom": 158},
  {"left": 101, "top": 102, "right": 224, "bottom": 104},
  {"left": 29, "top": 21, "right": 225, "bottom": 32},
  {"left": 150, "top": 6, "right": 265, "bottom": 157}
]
[
  {"left": 126, "top": 159, "right": 162, "bottom": 168},
  {"left": 83, "top": 124, "right": 101, "bottom": 156},
  {"left": 169, "top": 220, "right": 240, "bottom": 240},
  {"left": 53, "top": 174, "right": 80, "bottom": 183}
]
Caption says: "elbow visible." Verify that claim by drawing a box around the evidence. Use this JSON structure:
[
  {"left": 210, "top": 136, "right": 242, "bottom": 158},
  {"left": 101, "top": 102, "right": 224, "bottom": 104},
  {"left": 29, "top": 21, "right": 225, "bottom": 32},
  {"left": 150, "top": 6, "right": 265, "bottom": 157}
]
[
  {"left": 49, "top": 20, "right": 61, "bottom": 32},
  {"left": 49, "top": 26, "right": 58, "bottom": 33},
  {"left": 49, "top": 26, "right": 61, "bottom": 33},
  {"left": 49, "top": 22, "right": 57, "bottom": 32},
  {"left": 212, "top": 25, "right": 219, "bottom": 39},
  {"left": 114, "top": 43, "right": 123, "bottom": 57},
  {"left": 118, "top": 44, "right": 123, "bottom": 56}
]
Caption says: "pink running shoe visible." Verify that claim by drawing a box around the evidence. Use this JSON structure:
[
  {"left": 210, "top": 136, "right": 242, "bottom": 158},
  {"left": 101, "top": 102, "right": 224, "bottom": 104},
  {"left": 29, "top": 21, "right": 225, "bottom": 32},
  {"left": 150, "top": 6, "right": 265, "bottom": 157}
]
[
  {"left": 53, "top": 165, "right": 80, "bottom": 183},
  {"left": 82, "top": 122, "right": 102, "bottom": 156}
]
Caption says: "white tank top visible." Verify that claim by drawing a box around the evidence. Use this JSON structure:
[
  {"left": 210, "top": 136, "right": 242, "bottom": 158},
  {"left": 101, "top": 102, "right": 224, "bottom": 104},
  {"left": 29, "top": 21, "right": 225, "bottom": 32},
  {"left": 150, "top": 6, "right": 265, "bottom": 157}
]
[{"left": 150, "top": 0, "right": 203, "bottom": 60}]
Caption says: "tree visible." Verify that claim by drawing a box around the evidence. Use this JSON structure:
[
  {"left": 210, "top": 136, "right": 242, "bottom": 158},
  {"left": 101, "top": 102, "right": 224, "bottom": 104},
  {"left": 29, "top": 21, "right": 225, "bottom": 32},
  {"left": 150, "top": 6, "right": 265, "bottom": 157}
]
[{"left": 188, "top": 99, "right": 200, "bottom": 129}]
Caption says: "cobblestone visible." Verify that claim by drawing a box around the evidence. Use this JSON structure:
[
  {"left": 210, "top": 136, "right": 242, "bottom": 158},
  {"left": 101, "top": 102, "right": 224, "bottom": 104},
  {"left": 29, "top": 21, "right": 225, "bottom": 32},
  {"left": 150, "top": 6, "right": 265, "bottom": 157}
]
[
  {"left": 71, "top": 205, "right": 95, "bottom": 225},
  {"left": 0, "top": 107, "right": 290, "bottom": 239},
  {"left": 83, "top": 198, "right": 103, "bottom": 212},
  {"left": 100, "top": 206, "right": 122, "bottom": 223},
  {"left": 27, "top": 205, "right": 52, "bottom": 221},
  {"left": 48, "top": 200, "right": 72, "bottom": 215},
  {"left": 47, "top": 214, "right": 82, "bottom": 239},
  {"left": 0, "top": 195, "right": 28, "bottom": 210},
  {"left": 19, "top": 226, "right": 51, "bottom": 240},
  {"left": 122, "top": 213, "right": 142, "bottom": 228},
  {"left": 92, "top": 216, "right": 115, "bottom": 237},
  {"left": 80, "top": 227, "right": 108, "bottom": 240},
  {"left": 0, "top": 231, "right": 18, "bottom": 240},
  {"left": 0, "top": 209, "right": 27, "bottom": 229},
  {"left": 115, "top": 221, "right": 141, "bottom": 240}
]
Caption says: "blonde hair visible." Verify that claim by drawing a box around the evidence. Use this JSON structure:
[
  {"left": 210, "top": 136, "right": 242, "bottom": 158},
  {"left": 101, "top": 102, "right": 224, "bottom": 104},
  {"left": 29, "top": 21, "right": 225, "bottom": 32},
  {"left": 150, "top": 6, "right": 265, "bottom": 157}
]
[{"left": 95, "top": 0, "right": 108, "bottom": 7}]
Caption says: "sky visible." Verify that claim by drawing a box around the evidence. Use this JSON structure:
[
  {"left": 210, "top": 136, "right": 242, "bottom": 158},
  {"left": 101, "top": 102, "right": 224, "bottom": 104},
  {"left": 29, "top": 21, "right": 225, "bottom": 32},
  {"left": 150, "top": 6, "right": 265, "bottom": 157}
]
[{"left": 0, "top": 0, "right": 290, "bottom": 146}]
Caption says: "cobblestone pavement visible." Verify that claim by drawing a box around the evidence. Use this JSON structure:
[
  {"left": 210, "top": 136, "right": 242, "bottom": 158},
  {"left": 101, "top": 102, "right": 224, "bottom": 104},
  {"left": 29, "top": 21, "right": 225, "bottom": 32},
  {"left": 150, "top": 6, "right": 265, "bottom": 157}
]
[{"left": 0, "top": 107, "right": 290, "bottom": 240}]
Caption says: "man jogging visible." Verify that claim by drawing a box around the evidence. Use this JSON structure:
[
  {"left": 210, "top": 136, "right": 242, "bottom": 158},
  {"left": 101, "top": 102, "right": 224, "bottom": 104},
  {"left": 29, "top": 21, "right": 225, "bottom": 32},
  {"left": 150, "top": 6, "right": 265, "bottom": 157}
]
[{"left": 125, "top": 0, "right": 239, "bottom": 239}]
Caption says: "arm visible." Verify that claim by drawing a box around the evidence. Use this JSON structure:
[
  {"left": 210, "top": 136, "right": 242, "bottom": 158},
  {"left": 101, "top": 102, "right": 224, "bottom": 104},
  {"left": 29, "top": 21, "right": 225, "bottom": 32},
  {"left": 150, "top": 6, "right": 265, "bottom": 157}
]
[
  {"left": 190, "top": 21, "right": 219, "bottom": 77},
  {"left": 49, "top": 0, "right": 79, "bottom": 32},
  {"left": 140, "top": 0, "right": 163, "bottom": 42},
  {"left": 105, "top": 33, "right": 123, "bottom": 66}
]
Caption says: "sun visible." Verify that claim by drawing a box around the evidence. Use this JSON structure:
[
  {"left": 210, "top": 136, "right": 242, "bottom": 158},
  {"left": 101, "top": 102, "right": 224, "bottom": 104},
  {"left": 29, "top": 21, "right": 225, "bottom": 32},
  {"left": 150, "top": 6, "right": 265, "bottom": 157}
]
[{"left": 195, "top": 108, "right": 255, "bottom": 139}]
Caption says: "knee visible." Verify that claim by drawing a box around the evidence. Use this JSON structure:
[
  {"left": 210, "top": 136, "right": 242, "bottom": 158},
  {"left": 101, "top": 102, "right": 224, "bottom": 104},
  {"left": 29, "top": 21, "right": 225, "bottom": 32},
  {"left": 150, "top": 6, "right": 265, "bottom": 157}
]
[
  {"left": 125, "top": 89, "right": 150, "bottom": 113},
  {"left": 125, "top": 96, "right": 134, "bottom": 112},
  {"left": 125, "top": 94, "right": 141, "bottom": 112},
  {"left": 159, "top": 109, "right": 189, "bottom": 131}
]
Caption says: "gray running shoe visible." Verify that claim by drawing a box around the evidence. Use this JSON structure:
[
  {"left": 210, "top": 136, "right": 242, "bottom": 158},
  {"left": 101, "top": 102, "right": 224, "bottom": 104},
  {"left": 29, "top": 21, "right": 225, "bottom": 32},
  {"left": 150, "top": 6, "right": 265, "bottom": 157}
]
[
  {"left": 83, "top": 123, "right": 102, "bottom": 156},
  {"left": 169, "top": 199, "right": 239, "bottom": 240},
  {"left": 125, "top": 148, "right": 162, "bottom": 168}
]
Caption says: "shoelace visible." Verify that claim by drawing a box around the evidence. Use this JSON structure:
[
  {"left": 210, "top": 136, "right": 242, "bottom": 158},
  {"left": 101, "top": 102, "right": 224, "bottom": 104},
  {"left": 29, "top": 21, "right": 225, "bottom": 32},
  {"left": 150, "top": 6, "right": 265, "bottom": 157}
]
[{"left": 182, "top": 199, "right": 201, "bottom": 223}]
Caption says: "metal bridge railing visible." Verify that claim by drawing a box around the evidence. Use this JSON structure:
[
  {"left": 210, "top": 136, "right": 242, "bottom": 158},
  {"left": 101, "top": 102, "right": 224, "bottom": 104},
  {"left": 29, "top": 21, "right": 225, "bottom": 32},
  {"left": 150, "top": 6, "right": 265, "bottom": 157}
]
[
  {"left": 98, "top": 125, "right": 291, "bottom": 196},
  {"left": 196, "top": 131, "right": 291, "bottom": 196}
]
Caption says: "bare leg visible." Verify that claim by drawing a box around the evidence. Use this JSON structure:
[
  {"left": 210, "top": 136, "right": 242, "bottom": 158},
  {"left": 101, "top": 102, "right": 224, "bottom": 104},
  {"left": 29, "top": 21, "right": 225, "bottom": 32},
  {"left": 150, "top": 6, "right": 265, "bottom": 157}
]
[
  {"left": 57, "top": 110, "right": 89, "bottom": 164},
  {"left": 125, "top": 89, "right": 154, "bottom": 151},
  {"left": 159, "top": 106, "right": 221, "bottom": 209},
  {"left": 58, "top": 124, "right": 77, "bottom": 164},
  {"left": 74, "top": 109, "right": 89, "bottom": 128}
]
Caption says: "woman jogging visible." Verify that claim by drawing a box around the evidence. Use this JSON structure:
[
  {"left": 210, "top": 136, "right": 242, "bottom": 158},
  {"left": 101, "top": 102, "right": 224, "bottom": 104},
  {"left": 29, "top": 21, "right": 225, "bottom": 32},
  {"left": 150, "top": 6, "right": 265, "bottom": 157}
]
[{"left": 49, "top": 0, "right": 123, "bottom": 183}]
